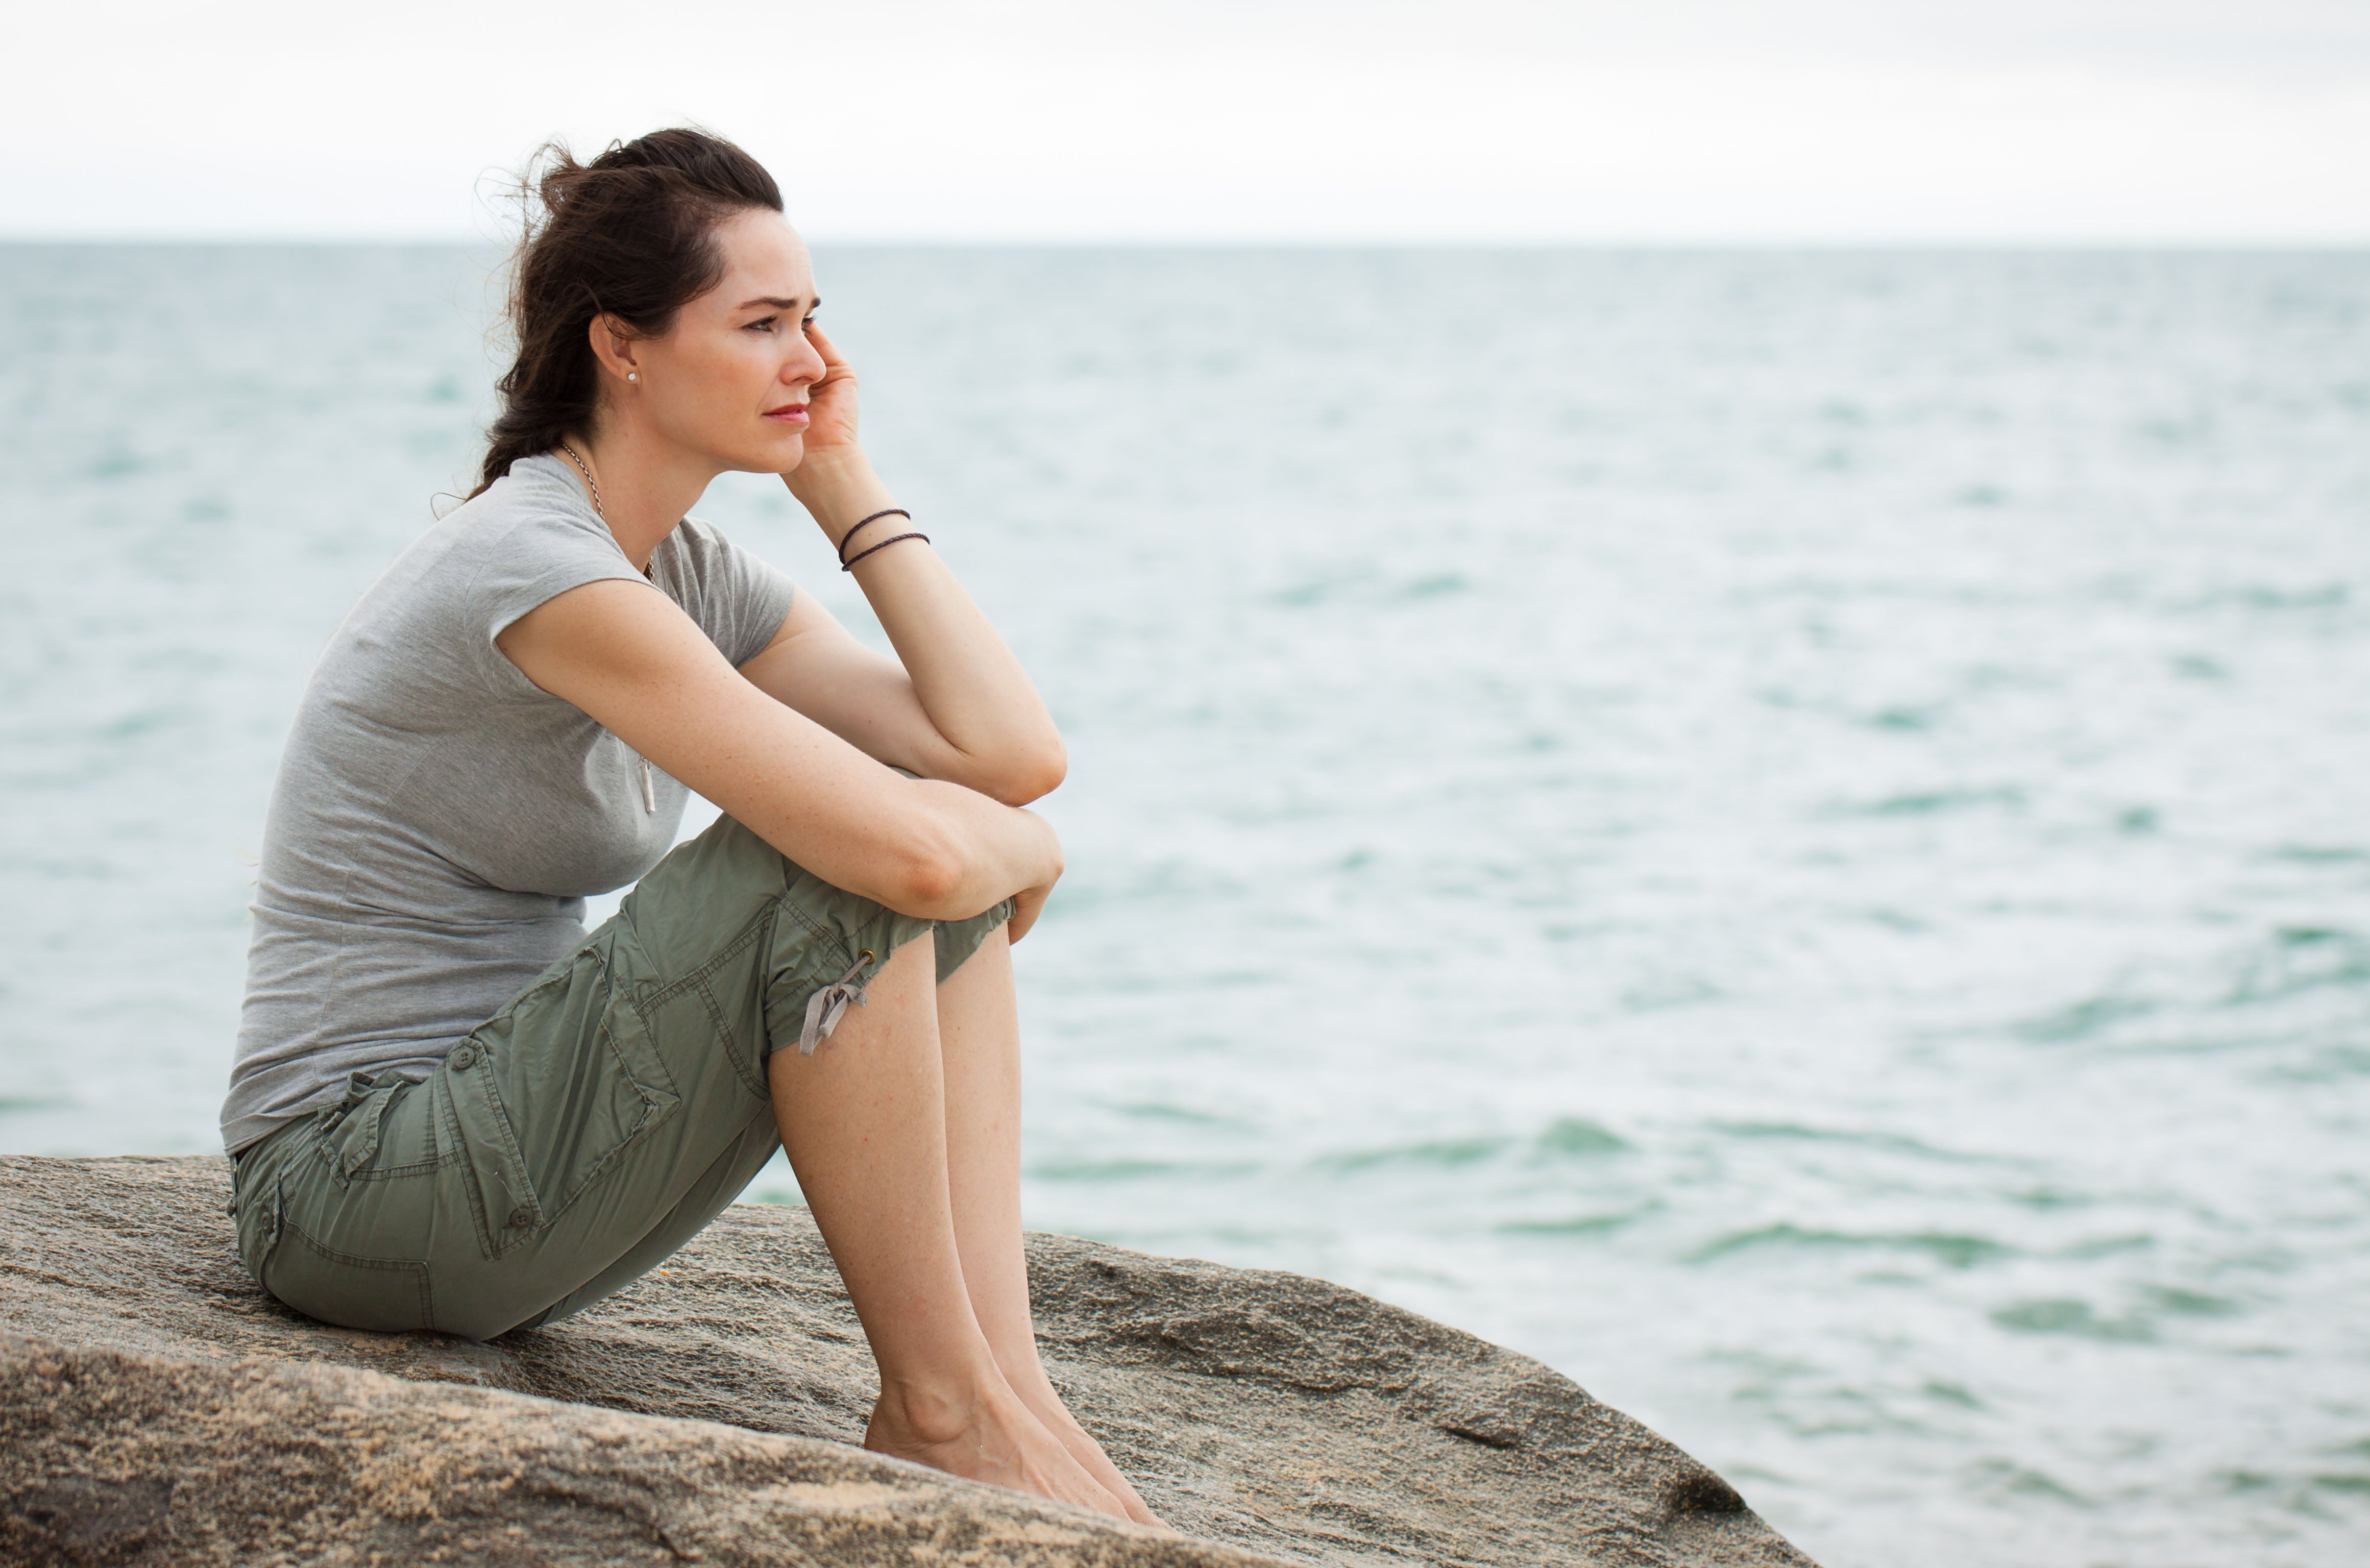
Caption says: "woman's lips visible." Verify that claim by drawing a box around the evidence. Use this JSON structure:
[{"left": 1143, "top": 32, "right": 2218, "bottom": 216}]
[{"left": 763, "top": 404, "right": 810, "bottom": 425}]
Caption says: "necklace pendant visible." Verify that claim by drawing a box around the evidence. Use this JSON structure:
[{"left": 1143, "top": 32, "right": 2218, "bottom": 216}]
[{"left": 640, "top": 758, "right": 657, "bottom": 814}]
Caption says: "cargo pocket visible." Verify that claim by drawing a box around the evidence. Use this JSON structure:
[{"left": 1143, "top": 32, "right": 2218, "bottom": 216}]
[
  {"left": 317, "top": 1071, "right": 411, "bottom": 1187},
  {"left": 531, "top": 992, "right": 682, "bottom": 1213},
  {"left": 441, "top": 1033, "right": 541, "bottom": 1260},
  {"left": 445, "top": 937, "right": 684, "bottom": 1258}
]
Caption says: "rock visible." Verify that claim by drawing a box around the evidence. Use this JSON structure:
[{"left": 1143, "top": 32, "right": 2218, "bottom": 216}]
[
  {"left": 1, "top": 1336, "right": 1276, "bottom": 1568},
  {"left": 0, "top": 1156, "right": 1814, "bottom": 1566}
]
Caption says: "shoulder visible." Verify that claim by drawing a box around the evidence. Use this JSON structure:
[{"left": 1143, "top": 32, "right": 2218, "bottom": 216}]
[
  {"left": 441, "top": 457, "right": 645, "bottom": 616},
  {"left": 662, "top": 513, "right": 739, "bottom": 569},
  {"left": 655, "top": 514, "right": 785, "bottom": 595},
  {"left": 457, "top": 454, "right": 621, "bottom": 560},
  {"left": 654, "top": 514, "right": 796, "bottom": 664},
  {"left": 371, "top": 456, "right": 621, "bottom": 605}
]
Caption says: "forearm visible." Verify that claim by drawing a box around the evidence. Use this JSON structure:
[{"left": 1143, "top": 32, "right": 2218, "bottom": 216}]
[
  {"left": 499, "top": 573, "right": 1061, "bottom": 927},
  {"left": 786, "top": 449, "right": 1064, "bottom": 801}
]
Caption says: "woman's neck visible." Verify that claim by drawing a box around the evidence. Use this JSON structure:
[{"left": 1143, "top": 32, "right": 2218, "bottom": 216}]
[{"left": 564, "top": 424, "right": 719, "bottom": 572}]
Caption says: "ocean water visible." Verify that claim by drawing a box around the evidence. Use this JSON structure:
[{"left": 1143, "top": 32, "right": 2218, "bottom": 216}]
[{"left": 5, "top": 243, "right": 2368, "bottom": 1567}]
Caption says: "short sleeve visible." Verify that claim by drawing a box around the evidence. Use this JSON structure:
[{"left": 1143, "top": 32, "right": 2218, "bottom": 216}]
[
  {"left": 463, "top": 509, "right": 653, "bottom": 702},
  {"left": 660, "top": 518, "right": 797, "bottom": 668}
]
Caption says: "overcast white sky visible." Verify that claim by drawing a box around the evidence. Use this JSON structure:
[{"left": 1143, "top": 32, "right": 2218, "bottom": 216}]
[{"left": 7, "top": 0, "right": 2368, "bottom": 242}]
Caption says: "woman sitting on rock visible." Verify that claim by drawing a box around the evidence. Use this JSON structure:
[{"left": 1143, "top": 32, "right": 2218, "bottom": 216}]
[{"left": 219, "top": 127, "right": 1156, "bottom": 1526}]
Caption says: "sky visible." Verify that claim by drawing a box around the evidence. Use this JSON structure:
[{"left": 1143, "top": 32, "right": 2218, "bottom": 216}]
[{"left": 6, "top": 0, "right": 2368, "bottom": 243}]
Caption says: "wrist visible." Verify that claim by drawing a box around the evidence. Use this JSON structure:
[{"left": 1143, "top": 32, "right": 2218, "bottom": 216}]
[{"left": 784, "top": 446, "right": 895, "bottom": 545}]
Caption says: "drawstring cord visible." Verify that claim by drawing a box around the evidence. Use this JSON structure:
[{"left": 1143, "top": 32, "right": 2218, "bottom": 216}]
[{"left": 798, "top": 951, "right": 876, "bottom": 1055}]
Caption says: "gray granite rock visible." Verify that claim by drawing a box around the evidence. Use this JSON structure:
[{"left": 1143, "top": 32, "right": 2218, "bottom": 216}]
[
  {"left": 0, "top": 1155, "right": 1814, "bottom": 1566},
  {"left": 1, "top": 1334, "right": 1277, "bottom": 1568}
]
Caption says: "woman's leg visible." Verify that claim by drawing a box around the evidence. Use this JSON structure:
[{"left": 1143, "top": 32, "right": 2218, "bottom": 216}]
[
  {"left": 765, "top": 933, "right": 1125, "bottom": 1520},
  {"left": 934, "top": 926, "right": 1164, "bottom": 1527}
]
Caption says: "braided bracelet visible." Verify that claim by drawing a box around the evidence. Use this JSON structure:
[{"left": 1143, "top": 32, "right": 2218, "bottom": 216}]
[
  {"left": 835, "top": 507, "right": 910, "bottom": 565},
  {"left": 841, "top": 531, "right": 931, "bottom": 570}
]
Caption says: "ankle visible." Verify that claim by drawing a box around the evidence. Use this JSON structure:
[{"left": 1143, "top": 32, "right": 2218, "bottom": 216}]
[{"left": 874, "top": 1366, "right": 1008, "bottom": 1447}]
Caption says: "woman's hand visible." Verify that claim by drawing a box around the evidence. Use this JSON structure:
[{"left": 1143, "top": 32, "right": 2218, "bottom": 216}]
[
  {"left": 1007, "top": 865, "right": 1061, "bottom": 944},
  {"left": 781, "top": 322, "right": 883, "bottom": 543},
  {"left": 796, "top": 322, "right": 861, "bottom": 457}
]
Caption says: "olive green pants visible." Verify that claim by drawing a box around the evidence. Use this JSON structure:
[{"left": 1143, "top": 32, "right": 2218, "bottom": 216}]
[{"left": 230, "top": 814, "right": 1013, "bottom": 1341}]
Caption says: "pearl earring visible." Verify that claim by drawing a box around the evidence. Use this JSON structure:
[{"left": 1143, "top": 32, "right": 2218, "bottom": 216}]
[{"left": 627, "top": 372, "right": 639, "bottom": 382}]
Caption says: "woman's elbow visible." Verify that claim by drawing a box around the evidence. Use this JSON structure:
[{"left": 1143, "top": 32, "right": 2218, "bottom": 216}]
[
  {"left": 890, "top": 839, "right": 970, "bottom": 916},
  {"left": 983, "top": 737, "right": 1067, "bottom": 807}
]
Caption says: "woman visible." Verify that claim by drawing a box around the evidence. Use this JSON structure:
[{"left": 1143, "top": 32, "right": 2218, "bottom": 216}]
[{"left": 220, "top": 128, "right": 1157, "bottom": 1525}]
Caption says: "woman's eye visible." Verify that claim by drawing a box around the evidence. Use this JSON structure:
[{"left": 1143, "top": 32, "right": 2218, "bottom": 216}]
[{"left": 745, "top": 316, "right": 778, "bottom": 333}]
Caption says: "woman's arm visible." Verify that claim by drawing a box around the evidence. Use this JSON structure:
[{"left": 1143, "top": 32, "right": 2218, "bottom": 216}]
[
  {"left": 496, "top": 579, "right": 1062, "bottom": 926},
  {"left": 741, "top": 326, "right": 1065, "bottom": 807}
]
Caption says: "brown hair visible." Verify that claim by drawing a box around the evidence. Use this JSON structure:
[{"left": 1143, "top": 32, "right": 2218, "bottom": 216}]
[{"left": 472, "top": 128, "right": 783, "bottom": 498}]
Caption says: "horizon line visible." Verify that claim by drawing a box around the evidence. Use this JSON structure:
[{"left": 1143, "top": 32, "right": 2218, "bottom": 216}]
[{"left": 5, "top": 232, "right": 2367, "bottom": 252}]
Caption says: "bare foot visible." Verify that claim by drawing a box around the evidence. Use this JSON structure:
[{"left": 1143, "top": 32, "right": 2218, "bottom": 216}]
[
  {"left": 866, "top": 1377, "right": 1130, "bottom": 1522},
  {"left": 1008, "top": 1369, "right": 1169, "bottom": 1531}
]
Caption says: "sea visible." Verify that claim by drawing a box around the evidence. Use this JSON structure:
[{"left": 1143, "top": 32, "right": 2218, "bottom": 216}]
[{"left": 4, "top": 243, "right": 2366, "bottom": 1568}]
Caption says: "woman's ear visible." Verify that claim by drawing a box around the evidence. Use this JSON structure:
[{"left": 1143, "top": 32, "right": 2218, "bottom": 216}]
[{"left": 587, "top": 313, "right": 642, "bottom": 386}]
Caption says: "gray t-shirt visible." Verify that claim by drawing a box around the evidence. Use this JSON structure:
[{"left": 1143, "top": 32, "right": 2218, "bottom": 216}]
[{"left": 222, "top": 453, "right": 795, "bottom": 1152}]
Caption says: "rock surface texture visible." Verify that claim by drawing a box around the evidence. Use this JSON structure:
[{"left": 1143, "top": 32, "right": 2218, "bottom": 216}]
[{"left": 1, "top": 1156, "right": 1814, "bottom": 1567}]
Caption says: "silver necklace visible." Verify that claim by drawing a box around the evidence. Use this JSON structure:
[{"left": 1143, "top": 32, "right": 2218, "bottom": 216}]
[
  {"left": 555, "top": 445, "right": 657, "bottom": 816},
  {"left": 557, "top": 443, "right": 604, "bottom": 519}
]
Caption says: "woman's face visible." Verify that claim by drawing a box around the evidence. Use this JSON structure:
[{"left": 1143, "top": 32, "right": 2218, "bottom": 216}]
[{"left": 614, "top": 208, "right": 825, "bottom": 474}]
